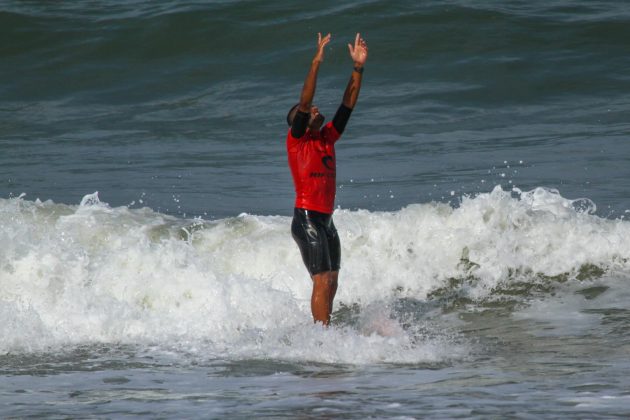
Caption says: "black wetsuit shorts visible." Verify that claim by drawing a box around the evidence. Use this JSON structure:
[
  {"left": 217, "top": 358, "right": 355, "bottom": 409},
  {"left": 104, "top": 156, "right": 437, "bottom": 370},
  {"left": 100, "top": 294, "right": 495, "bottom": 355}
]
[{"left": 291, "top": 208, "right": 341, "bottom": 276}]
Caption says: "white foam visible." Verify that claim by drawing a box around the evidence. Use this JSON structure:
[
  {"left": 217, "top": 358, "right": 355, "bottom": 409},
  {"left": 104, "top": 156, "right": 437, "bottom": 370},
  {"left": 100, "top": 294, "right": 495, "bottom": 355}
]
[{"left": 1, "top": 186, "right": 629, "bottom": 363}]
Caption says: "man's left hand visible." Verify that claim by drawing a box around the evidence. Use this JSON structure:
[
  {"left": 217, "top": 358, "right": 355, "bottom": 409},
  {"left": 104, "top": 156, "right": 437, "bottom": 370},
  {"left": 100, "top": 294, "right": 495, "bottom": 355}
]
[{"left": 348, "top": 33, "right": 368, "bottom": 67}]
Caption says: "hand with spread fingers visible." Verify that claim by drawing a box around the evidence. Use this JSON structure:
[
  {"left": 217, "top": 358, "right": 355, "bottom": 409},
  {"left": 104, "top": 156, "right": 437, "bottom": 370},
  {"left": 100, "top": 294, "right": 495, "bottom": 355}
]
[
  {"left": 314, "top": 32, "right": 332, "bottom": 63},
  {"left": 348, "top": 33, "right": 368, "bottom": 68}
]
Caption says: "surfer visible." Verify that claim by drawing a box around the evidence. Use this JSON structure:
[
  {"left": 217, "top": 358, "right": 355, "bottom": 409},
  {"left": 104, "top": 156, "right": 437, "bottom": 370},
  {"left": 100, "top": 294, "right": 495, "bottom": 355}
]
[{"left": 286, "top": 32, "right": 368, "bottom": 325}]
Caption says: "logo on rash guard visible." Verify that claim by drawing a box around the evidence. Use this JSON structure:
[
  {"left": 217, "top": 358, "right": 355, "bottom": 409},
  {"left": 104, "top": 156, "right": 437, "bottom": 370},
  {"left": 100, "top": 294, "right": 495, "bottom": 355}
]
[
  {"left": 310, "top": 155, "right": 336, "bottom": 178},
  {"left": 321, "top": 155, "right": 335, "bottom": 170}
]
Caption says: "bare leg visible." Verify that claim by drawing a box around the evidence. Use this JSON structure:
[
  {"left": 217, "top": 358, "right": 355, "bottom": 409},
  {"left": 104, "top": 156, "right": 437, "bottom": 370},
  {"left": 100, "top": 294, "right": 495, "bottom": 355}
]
[
  {"left": 329, "top": 271, "right": 339, "bottom": 317},
  {"left": 311, "top": 271, "right": 334, "bottom": 325}
]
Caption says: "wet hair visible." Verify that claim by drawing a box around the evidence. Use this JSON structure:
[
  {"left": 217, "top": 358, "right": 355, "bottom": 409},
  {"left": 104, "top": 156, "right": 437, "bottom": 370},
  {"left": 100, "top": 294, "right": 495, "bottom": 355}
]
[{"left": 287, "top": 103, "right": 300, "bottom": 126}]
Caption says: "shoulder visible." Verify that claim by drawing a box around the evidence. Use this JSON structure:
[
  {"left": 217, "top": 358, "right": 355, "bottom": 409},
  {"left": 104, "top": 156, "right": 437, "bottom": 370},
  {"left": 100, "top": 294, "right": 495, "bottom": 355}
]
[
  {"left": 322, "top": 122, "right": 341, "bottom": 142},
  {"left": 287, "top": 127, "right": 309, "bottom": 146}
]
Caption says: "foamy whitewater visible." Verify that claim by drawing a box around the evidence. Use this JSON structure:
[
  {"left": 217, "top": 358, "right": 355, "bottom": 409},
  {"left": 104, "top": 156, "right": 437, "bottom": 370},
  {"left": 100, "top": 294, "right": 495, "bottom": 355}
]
[{"left": 2, "top": 186, "right": 629, "bottom": 366}]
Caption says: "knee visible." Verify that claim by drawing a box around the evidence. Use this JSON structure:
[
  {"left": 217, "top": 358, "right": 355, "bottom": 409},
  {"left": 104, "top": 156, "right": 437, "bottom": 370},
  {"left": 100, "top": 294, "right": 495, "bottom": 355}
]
[{"left": 313, "top": 273, "right": 334, "bottom": 290}]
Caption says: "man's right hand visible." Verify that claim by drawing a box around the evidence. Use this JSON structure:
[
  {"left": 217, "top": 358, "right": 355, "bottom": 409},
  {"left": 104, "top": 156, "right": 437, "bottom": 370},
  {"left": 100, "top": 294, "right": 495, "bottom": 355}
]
[
  {"left": 314, "top": 32, "right": 331, "bottom": 63},
  {"left": 297, "top": 32, "right": 331, "bottom": 115}
]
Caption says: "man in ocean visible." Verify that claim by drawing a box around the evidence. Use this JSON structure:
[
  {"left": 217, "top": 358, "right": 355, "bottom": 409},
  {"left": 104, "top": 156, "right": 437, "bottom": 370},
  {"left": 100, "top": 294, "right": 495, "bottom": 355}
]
[{"left": 286, "top": 32, "right": 368, "bottom": 325}]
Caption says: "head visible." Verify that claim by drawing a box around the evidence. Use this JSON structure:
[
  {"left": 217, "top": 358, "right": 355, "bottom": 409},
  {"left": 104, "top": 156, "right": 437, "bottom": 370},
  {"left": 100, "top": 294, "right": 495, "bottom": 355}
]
[{"left": 287, "top": 104, "right": 325, "bottom": 131}]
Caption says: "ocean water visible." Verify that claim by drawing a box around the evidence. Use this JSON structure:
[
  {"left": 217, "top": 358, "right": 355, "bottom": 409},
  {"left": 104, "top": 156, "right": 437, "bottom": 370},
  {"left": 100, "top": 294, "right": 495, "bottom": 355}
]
[{"left": 2, "top": 0, "right": 630, "bottom": 418}]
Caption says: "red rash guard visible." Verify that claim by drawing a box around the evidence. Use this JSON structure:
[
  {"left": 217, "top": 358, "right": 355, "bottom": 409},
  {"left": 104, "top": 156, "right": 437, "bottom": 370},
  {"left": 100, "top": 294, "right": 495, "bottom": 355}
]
[{"left": 287, "top": 121, "right": 341, "bottom": 214}]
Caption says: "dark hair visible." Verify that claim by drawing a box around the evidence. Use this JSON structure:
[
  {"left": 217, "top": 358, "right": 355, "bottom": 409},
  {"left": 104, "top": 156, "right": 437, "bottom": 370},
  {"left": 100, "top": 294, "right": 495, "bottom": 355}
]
[{"left": 286, "top": 103, "right": 300, "bottom": 126}]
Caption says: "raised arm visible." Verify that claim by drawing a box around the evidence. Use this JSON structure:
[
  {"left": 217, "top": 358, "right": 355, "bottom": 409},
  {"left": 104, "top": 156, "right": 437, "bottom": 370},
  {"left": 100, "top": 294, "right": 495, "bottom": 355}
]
[
  {"left": 342, "top": 33, "right": 368, "bottom": 109},
  {"left": 332, "top": 33, "right": 368, "bottom": 134},
  {"left": 298, "top": 33, "right": 331, "bottom": 113}
]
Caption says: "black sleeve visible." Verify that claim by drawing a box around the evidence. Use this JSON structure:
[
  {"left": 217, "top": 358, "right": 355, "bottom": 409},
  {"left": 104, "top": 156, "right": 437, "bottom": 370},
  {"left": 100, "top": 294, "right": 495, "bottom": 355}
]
[
  {"left": 291, "top": 111, "right": 309, "bottom": 138},
  {"left": 332, "top": 104, "right": 353, "bottom": 134}
]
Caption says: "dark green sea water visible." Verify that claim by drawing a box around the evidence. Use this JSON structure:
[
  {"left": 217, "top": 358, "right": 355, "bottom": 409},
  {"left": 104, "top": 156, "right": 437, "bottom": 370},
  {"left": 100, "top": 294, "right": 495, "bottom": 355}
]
[
  {"left": 3, "top": 0, "right": 630, "bottom": 218},
  {"left": 2, "top": 1, "right": 630, "bottom": 418}
]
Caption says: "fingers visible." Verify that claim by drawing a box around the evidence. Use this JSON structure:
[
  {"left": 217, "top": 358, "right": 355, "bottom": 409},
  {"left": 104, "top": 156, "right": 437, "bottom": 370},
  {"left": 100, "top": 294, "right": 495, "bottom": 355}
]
[
  {"left": 352, "top": 33, "right": 367, "bottom": 51},
  {"left": 355, "top": 33, "right": 367, "bottom": 50},
  {"left": 314, "top": 32, "right": 331, "bottom": 62},
  {"left": 317, "top": 32, "right": 367, "bottom": 59},
  {"left": 317, "top": 33, "right": 331, "bottom": 50},
  {"left": 321, "top": 33, "right": 331, "bottom": 47},
  {"left": 348, "top": 33, "right": 368, "bottom": 62},
  {"left": 318, "top": 32, "right": 365, "bottom": 47}
]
